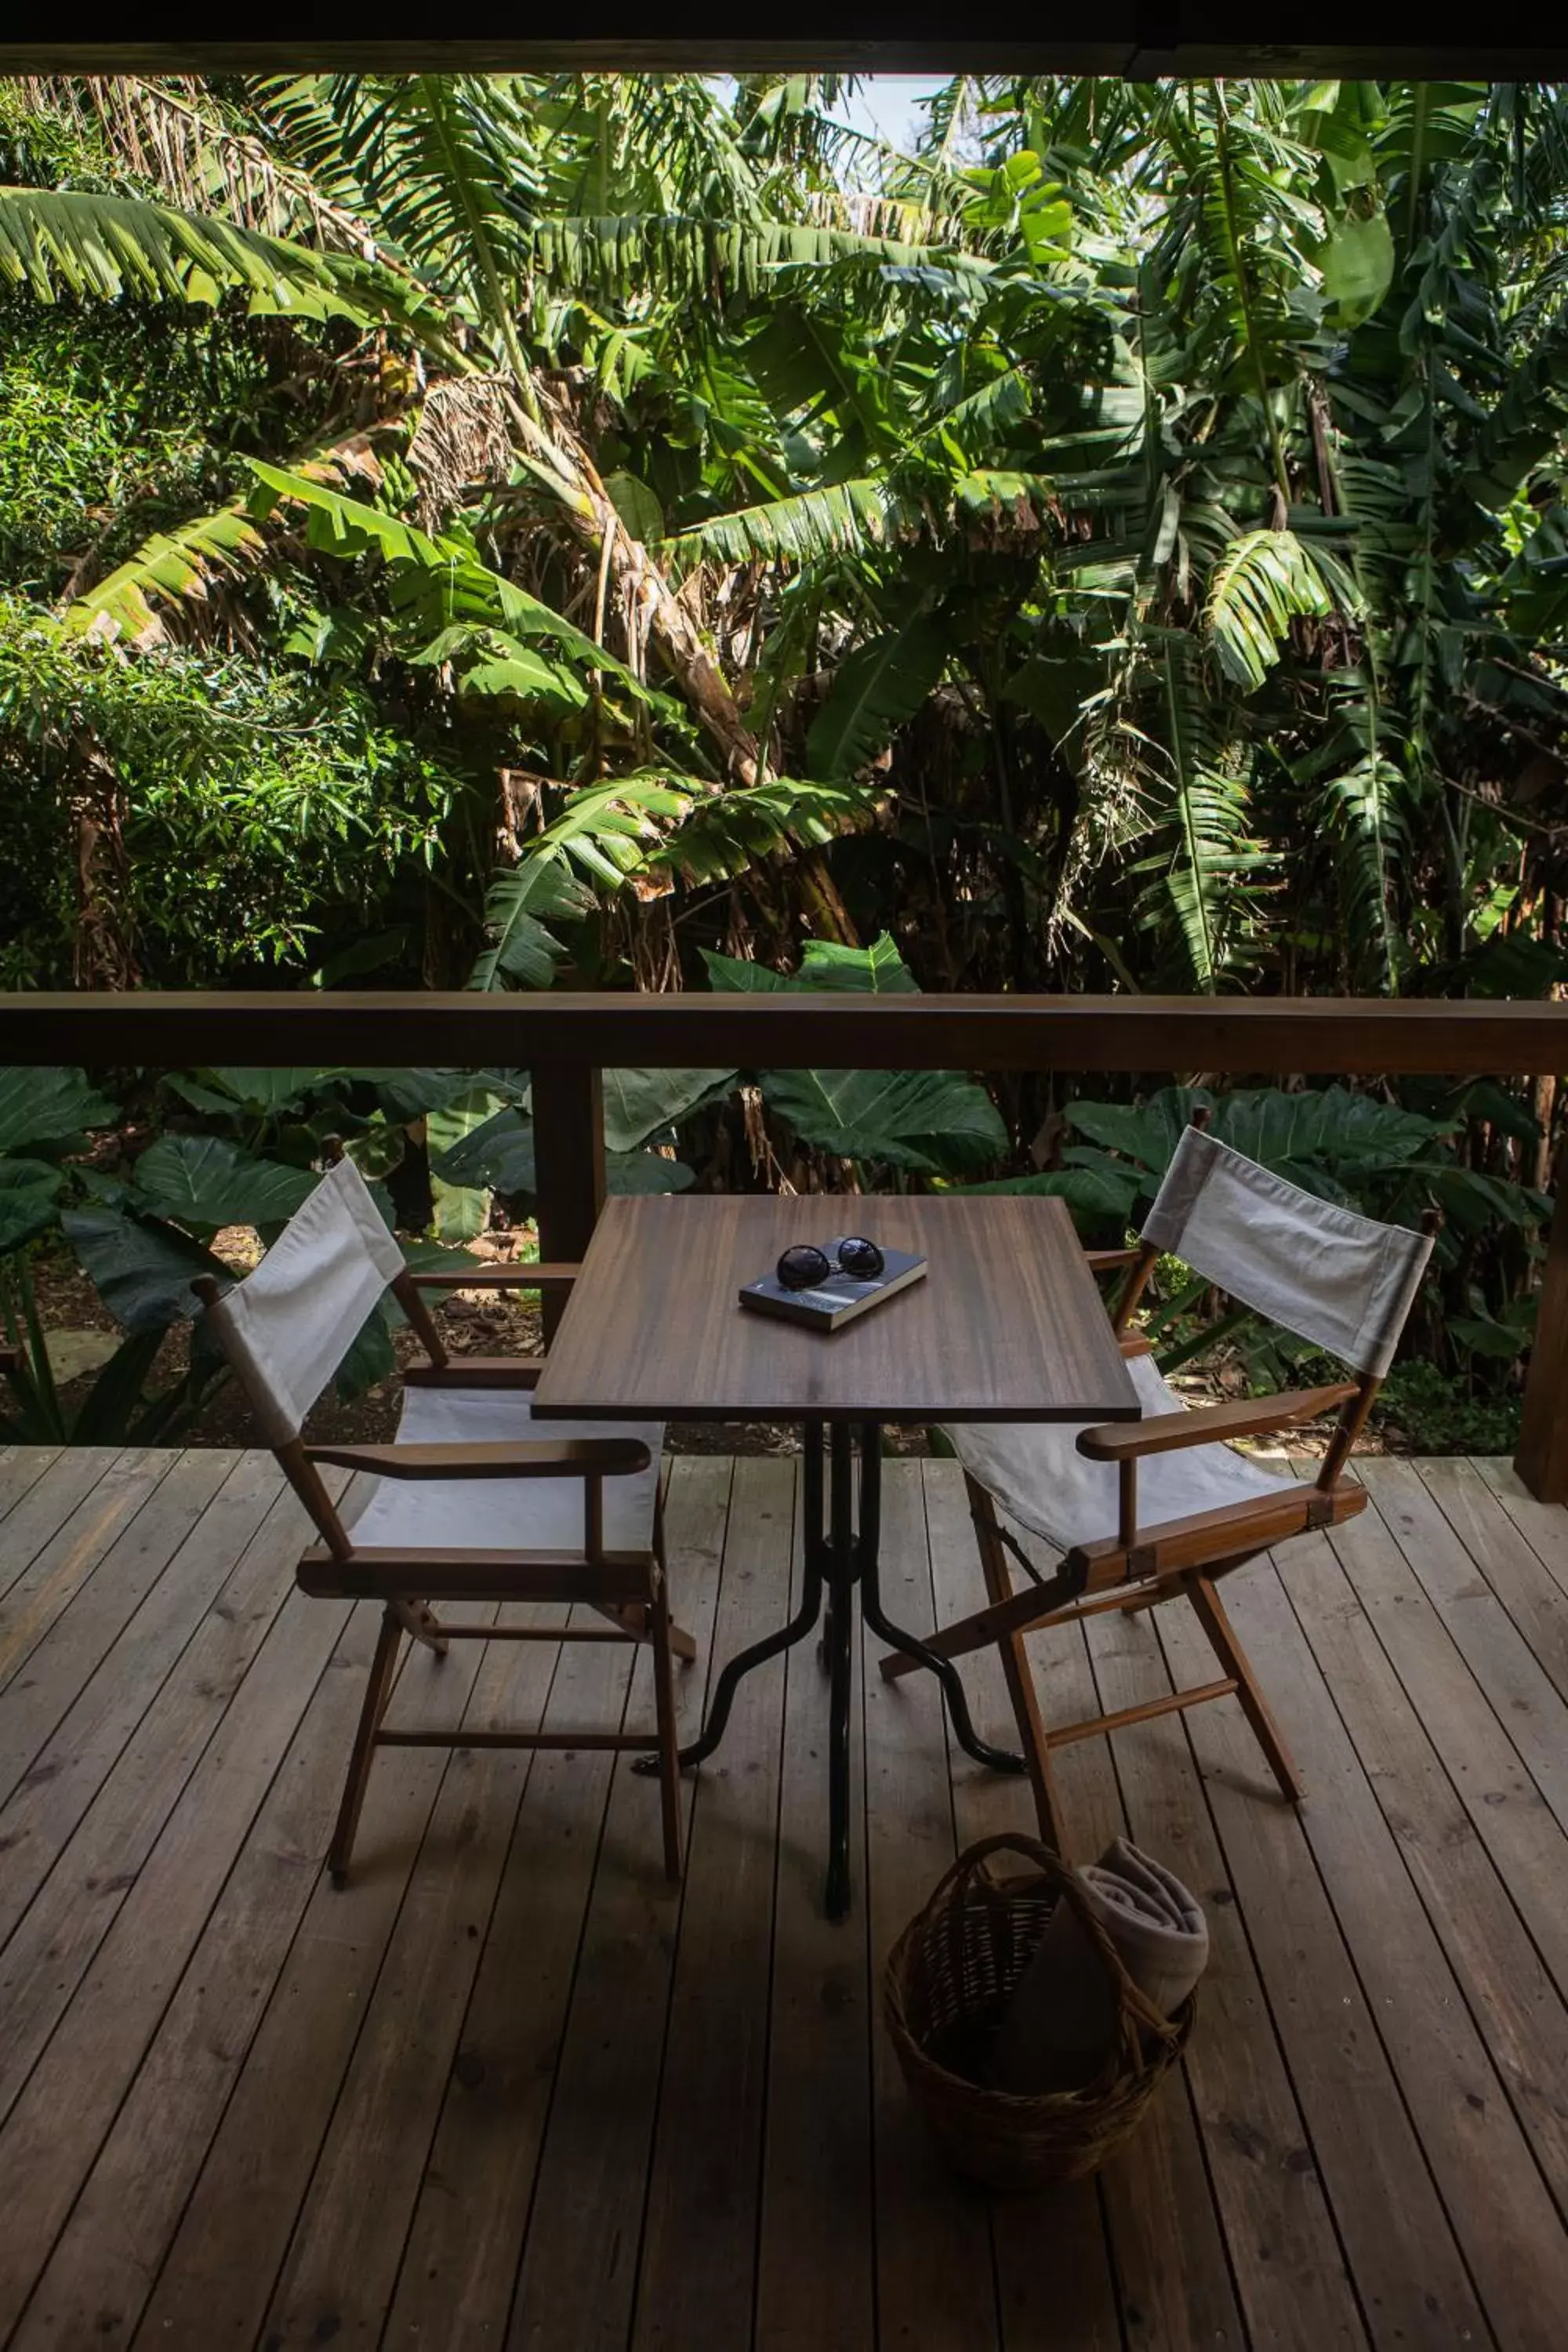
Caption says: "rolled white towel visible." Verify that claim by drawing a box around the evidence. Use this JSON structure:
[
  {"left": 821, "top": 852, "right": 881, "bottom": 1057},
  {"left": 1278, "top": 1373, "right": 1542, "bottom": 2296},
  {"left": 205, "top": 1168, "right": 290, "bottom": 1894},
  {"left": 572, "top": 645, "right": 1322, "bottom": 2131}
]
[{"left": 987, "top": 1838, "right": 1208, "bottom": 2095}]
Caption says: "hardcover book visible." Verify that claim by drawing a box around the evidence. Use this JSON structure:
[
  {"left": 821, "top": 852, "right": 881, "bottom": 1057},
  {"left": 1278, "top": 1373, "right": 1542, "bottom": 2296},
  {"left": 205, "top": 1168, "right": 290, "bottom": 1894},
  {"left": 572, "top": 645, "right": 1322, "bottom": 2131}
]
[{"left": 737, "top": 1241, "right": 927, "bottom": 1332}]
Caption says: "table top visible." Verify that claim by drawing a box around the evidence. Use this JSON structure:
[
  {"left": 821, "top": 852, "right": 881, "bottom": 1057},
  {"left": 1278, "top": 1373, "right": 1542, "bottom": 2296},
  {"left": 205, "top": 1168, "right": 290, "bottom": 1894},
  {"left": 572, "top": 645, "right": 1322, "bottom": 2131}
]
[{"left": 531, "top": 1194, "right": 1142, "bottom": 1426}]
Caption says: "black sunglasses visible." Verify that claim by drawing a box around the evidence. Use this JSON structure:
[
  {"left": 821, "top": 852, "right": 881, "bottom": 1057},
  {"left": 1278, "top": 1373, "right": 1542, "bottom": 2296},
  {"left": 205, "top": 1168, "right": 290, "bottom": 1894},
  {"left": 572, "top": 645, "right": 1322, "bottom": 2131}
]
[{"left": 775, "top": 1236, "right": 885, "bottom": 1290}]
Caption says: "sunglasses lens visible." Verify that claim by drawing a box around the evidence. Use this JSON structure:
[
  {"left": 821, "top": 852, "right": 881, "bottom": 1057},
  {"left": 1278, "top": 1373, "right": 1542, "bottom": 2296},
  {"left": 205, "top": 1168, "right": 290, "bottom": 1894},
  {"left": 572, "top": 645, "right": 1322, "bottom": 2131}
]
[
  {"left": 778, "top": 1244, "right": 833, "bottom": 1291},
  {"left": 837, "top": 1236, "right": 884, "bottom": 1279}
]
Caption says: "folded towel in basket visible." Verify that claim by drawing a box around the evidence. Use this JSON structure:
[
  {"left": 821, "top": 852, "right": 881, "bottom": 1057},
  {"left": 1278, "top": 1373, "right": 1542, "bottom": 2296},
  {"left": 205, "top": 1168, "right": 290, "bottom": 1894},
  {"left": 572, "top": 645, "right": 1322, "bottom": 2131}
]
[{"left": 987, "top": 1838, "right": 1208, "bottom": 2095}]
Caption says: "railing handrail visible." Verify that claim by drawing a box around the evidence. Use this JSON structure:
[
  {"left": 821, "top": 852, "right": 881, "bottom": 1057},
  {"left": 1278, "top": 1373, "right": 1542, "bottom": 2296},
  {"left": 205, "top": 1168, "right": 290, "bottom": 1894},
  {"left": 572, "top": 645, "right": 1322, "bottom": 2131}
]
[
  {"left": 2, "top": 990, "right": 1565, "bottom": 1074},
  {"left": 5, "top": 985, "right": 1567, "bottom": 1502}
]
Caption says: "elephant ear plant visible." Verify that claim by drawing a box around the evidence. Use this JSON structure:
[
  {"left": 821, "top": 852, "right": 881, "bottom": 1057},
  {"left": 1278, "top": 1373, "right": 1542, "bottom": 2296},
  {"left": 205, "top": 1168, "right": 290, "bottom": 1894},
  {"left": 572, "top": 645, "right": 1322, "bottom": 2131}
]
[
  {"left": 0, "top": 1061, "right": 514, "bottom": 1444},
  {"left": 0, "top": 1065, "right": 238, "bottom": 1445}
]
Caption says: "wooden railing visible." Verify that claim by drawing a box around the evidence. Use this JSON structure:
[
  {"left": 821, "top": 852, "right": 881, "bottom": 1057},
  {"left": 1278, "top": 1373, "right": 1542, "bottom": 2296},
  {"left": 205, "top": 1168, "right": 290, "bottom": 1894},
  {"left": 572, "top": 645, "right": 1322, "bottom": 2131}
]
[{"left": 3, "top": 989, "right": 1566, "bottom": 1501}]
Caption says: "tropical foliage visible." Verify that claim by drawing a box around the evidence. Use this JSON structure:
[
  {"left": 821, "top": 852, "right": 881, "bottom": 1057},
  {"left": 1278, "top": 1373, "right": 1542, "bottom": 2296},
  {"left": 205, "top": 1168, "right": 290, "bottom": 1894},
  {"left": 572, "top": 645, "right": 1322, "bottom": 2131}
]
[{"left": 1, "top": 70, "right": 1565, "bottom": 1428}]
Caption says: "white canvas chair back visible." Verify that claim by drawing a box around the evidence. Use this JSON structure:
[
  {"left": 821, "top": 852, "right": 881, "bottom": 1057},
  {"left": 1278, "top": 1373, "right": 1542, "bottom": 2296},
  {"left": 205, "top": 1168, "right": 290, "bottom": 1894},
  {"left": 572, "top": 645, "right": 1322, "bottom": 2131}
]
[
  {"left": 1140, "top": 1124, "right": 1433, "bottom": 1378},
  {"left": 202, "top": 1155, "right": 405, "bottom": 1444}
]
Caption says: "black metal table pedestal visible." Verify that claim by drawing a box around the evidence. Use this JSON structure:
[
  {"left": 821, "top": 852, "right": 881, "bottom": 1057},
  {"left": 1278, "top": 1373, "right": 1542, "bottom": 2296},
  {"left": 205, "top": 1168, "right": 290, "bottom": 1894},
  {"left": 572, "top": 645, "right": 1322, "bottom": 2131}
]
[{"left": 641, "top": 1422, "right": 1025, "bottom": 1919}]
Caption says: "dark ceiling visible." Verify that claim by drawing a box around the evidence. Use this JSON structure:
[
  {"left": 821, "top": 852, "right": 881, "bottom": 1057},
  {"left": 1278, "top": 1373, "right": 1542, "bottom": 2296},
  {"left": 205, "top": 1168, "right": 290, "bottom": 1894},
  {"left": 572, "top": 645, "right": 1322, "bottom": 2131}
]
[{"left": 1, "top": 12, "right": 1566, "bottom": 79}]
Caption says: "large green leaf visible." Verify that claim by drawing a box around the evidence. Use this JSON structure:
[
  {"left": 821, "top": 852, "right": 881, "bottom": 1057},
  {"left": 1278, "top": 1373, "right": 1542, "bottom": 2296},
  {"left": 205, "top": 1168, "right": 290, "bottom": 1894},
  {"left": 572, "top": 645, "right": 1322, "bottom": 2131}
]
[
  {"left": 430, "top": 1108, "right": 536, "bottom": 1194},
  {"left": 702, "top": 935, "right": 998, "bottom": 1172},
  {"left": 165, "top": 1068, "right": 340, "bottom": 1119},
  {"left": 948, "top": 1163, "right": 1143, "bottom": 1224},
  {"left": 700, "top": 934, "right": 917, "bottom": 996},
  {"left": 0, "top": 184, "right": 456, "bottom": 347},
  {"left": 1203, "top": 530, "right": 1347, "bottom": 694},
  {"left": 760, "top": 1067, "right": 1007, "bottom": 1174},
  {"left": 345, "top": 1069, "right": 515, "bottom": 1122},
  {"left": 69, "top": 504, "right": 268, "bottom": 644},
  {"left": 430, "top": 1105, "right": 693, "bottom": 1195},
  {"left": 805, "top": 619, "right": 948, "bottom": 780},
  {"left": 425, "top": 1092, "right": 501, "bottom": 1243},
  {"left": 63, "top": 1207, "right": 232, "bottom": 1333},
  {"left": 796, "top": 935, "right": 920, "bottom": 993},
  {"left": 605, "top": 1151, "right": 696, "bottom": 1195},
  {"left": 1065, "top": 1085, "right": 1457, "bottom": 1207},
  {"left": 1320, "top": 210, "right": 1395, "bottom": 328},
  {"left": 699, "top": 950, "right": 793, "bottom": 993},
  {"left": 532, "top": 214, "right": 992, "bottom": 303},
  {"left": 0, "top": 1160, "right": 64, "bottom": 1255},
  {"left": 469, "top": 856, "right": 599, "bottom": 992},
  {"left": 0, "top": 1068, "right": 120, "bottom": 1157},
  {"left": 133, "top": 1136, "right": 319, "bottom": 1232},
  {"left": 601, "top": 1068, "right": 736, "bottom": 1152}
]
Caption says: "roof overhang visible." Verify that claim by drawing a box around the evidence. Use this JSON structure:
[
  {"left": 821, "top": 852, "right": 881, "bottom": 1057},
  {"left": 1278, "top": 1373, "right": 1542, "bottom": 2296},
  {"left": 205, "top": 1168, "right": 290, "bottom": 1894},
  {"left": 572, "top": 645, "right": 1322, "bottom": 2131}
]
[{"left": 2, "top": 13, "right": 1567, "bottom": 78}]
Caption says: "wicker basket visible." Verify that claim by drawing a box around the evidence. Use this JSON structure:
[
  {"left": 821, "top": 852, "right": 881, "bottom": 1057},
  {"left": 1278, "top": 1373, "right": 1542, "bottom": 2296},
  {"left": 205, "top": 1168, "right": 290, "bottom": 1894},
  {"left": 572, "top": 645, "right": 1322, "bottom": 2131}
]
[{"left": 884, "top": 1833, "right": 1196, "bottom": 2194}]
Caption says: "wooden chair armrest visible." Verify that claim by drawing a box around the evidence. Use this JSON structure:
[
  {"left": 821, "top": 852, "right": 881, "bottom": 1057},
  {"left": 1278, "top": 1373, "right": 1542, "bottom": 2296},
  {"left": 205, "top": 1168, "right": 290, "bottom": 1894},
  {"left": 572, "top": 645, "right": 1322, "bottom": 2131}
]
[
  {"left": 1076, "top": 1383, "right": 1361, "bottom": 1461},
  {"left": 410, "top": 1262, "right": 582, "bottom": 1294},
  {"left": 1083, "top": 1248, "right": 1143, "bottom": 1272},
  {"left": 303, "top": 1438, "right": 650, "bottom": 1479},
  {"left": 403, "top": 1357, "right": 543, "bottom": 1388}
]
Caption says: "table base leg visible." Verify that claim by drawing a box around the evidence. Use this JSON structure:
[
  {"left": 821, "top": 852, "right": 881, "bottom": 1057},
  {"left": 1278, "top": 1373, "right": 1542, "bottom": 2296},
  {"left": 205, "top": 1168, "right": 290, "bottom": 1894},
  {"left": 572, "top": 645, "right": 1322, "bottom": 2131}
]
[
  {"left": 638, "top": 1421, "right": 1022, "bottom": 1915},
  {"left": 857, "top": 1425, "right": 1026, "bottom": 1778}
]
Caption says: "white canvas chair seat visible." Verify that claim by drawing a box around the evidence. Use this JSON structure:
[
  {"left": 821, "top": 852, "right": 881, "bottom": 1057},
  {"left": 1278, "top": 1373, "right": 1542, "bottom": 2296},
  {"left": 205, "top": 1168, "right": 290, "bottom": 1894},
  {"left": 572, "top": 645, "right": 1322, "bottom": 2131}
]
[
  {"left": 347, "top": 1385, "right": 665, "bottom": 1552},
  {"left": 944, "top": 1350, "right": 1291, "bottom": 1555}
]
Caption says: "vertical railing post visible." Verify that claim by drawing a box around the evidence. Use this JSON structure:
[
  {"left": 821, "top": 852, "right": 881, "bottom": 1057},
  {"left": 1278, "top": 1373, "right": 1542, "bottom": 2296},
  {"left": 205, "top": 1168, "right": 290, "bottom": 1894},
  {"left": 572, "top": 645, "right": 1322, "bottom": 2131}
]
[
  {"left": 531, "top": 1063, "right": 605, "bottom": 1340},
  {"left": 1517, "top": 1134, "right": 1568, "bottom": 1501}
]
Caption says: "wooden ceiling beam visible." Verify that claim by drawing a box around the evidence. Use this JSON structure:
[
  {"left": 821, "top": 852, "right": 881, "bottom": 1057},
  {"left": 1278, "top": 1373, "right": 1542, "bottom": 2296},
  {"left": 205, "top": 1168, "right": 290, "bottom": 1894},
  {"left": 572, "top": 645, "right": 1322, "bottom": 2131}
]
[{"left": 2, "top": 33, "right": 1568, "bottom": 77}]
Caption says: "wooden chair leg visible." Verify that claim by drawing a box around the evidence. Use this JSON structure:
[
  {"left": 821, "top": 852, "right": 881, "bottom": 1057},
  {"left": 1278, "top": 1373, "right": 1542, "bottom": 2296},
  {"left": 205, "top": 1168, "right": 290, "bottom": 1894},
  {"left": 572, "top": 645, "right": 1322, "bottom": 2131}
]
[
  {"left": 1186, "top": 1573, "right": 1304, "bottom": 1802},
  {"left": 970, "top": 1483, "right": 1068, "bottom": 1854},
  {"left": 879, "top": 1549, "right": 1081, "bottom": 1682},
  {"left": 651, "top": 1487, "right": 697, "bottom": 1664},
  {"left": 328, "top": 1603, "right": 403, "bottom": 1884},
  {"left": 650, "top": 1578, "right": 684, "bottom": 1882},
  {"left": 592, "top": 1599, "right": 698, "bottom": 1661},
  {"left": 394, "top": 1599, "right": 448, "bottom": 1657}
]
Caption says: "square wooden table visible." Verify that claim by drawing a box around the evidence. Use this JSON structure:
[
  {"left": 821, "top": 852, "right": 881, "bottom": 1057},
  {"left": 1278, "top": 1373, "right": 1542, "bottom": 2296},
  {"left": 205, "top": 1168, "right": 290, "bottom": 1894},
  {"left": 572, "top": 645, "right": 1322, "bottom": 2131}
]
[{"left": 533, "top": 1195, "right": 1139, "bottom": 1915}]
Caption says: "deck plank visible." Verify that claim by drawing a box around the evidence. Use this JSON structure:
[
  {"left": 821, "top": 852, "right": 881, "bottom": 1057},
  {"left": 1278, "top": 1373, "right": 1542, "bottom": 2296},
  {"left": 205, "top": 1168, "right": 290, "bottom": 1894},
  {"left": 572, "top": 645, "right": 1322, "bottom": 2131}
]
[
  {"left": 1081, "top": 1592, "right": 1367, "bottom": 2350},
  {"left": 996, "top": 1505, "right": 1245, "bottom": 2352},
  {"left": 377, "top": 1606, "right": 637, "bottom": 2350},
  {"left": 1312, "top": 1465, "right": 1568, "bottom": 2009},
  {"left": 0, "top": 1478, "right": 326, "bottom": 2102},
  {"left": 0, "top": 1447, "right": 238, "bottom": 1806},
  {"left": 754, "top": 1461, "right": 875, "bottom": 2352},
  {"left": 1358, "top": 1457, "right": 1568, "bottom": 1839},
  {"left": 134, "top": 1601, "right": 501, "bottom": 2351},
  {"left": 0, "top": 1446, "right": 1566, "bottom": 2352},
  {"left": 9, "top": 1592, "right": 390, "bottom": 2351},
  {"left": 1228, "top": 1532, "right": 1568, "bottom": 2352},
  {"left": 863, "top": 1459, "right": 1001, "bottom": 2352},
  {"left": 0, "top": 1450, "right": 169, "bottom": 1683},
  {"left": 256, "top": 1604, "right": 561, "bottom": 2350},
  {"left": 0, "top": 1448, "right": 116, "bottom": 1605},
  {"left": 1414, "top": 1455, "right": 1568, "bottom": 1711},
  {"left": 1472, "top": 1454, "right": 1568, "bottom": 1603},
  {"left": 0, "top": 1454, "right": 284, "bottom": 1944},
  {"left": 1273, "top": 1512, "right": 1568, "bottom": 2332},
  {"left": 0, "top": 1584, "right": 351, "bottom": 2343},
  {"left": 505, "top": 1457, "right": 734, "bottom": 2352},
  {"left": 0, "top": 1449, "right": 64, "bottom": 1542},
  {"left": 923, "top": 1461, "right": 1127, "bottom": 2352},
  {"left": 1305, "top": 1496, "right": 1568, "bottom": 2209},
  {"left": 1156, "top": 1571, "right": 1494, "bottom": 2350},
  {"left": 631, "top": 1456, "right": 796, "bottom": 2352}
]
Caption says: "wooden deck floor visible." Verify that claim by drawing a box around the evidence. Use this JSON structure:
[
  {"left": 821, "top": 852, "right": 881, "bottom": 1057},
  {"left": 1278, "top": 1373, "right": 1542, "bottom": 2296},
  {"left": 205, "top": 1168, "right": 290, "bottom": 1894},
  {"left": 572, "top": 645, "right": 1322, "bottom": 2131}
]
[{"left": 3, "top": 1443, "right": 1568, "bottom": 2350}]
